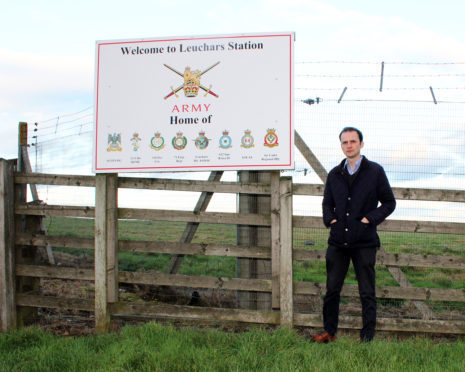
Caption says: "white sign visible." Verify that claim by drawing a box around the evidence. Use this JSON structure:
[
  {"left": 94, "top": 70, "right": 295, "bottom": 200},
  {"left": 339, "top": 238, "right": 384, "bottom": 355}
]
[{"left": 93, "top": 32, "right": 294, "bottom": 173}]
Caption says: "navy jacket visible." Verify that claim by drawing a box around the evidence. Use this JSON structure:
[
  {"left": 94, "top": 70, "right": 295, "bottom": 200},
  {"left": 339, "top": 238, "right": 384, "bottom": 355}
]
[{"left": 322, "top": 156, "right": 396, "bottom": 249}]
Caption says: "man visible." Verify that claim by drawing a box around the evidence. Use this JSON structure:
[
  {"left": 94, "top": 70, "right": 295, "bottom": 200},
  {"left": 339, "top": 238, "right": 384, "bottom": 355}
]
[{"left": 312, "top": 127, "right": 396, "bottom": 343}]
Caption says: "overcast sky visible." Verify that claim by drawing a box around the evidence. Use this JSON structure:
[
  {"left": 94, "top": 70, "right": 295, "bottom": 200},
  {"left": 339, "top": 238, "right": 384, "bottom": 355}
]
[{"left": 1, "top": 0, "right": 465, "bottom": 159}]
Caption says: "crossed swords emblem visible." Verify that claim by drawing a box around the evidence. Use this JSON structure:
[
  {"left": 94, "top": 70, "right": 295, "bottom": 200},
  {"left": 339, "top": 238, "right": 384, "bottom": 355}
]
[{"left": 163, "top": 61, "right": 220, "bottom": 99}]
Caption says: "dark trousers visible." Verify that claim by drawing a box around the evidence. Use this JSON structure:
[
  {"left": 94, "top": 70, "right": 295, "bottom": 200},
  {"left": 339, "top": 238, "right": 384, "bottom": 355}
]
[{"left": 323, "top": 245, "right": 377, "bottom": 341}]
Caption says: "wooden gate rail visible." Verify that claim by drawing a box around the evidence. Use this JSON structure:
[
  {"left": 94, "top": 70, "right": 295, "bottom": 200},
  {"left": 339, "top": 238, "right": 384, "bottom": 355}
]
[
  {"left": 15, "top": 203, "right": 465, "bottom": 235},
  {"left": 16, "top": 232, "right": 465, "bottom": 270},
  {"left": 15, "top": 172, "right": 465, "bottom": 202},
  {"left": 15, "top": 262, "right": 465, "bottom": 303},
  {"left": 13, "top": 293, "right": 465, "bottom": 335}
]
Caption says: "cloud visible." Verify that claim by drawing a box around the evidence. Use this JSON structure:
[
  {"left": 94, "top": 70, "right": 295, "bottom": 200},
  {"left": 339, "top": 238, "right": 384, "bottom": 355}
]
[
  {"left": 264, "top": 0, "right": 465, "bottom": 61},
  {"left": 0, "top": 48, "right": 93, "bottom": 97}
]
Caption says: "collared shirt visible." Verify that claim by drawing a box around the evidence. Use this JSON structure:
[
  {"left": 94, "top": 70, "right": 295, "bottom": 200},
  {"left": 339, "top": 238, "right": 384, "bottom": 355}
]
[{"left": 345, "top": 155, "right": 364, "bottom": 175}]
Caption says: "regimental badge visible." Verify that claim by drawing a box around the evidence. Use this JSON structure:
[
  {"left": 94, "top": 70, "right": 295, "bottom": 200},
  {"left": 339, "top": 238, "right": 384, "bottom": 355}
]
[
  {"left": 172, "top": 132, "right": 188, "bottom": 150},
  {"left": 194, "top": 131, "right": 210, "bottom": 150},
  {"left": 241, "top": 130, "right": 254, "bottom": 149},
  {"left": 219, "top": 130, "right": 232, "bottom": 149},
  {"left": 130, "top": 133, "right": 141, "bottom": 151},
  {"left": 150, "top": 132, "right": 165, "bottom": 151},
  {"left": 164, "top": 62, "right": 220, "bottom": 99},
  {"left": 107, "top": 133, "right": 122, "bottom": 152},
  {"left": 264, "top": 128, "right": 279, "bottom": 148}
]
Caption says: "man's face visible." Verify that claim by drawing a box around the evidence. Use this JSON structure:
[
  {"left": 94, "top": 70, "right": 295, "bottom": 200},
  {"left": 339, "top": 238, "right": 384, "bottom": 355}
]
[{"left": 340, "top": 130, "right": 364, "bottom": 159}]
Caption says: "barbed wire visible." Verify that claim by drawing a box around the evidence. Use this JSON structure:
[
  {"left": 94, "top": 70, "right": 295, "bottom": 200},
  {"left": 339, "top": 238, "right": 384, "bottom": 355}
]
[{"left": 35, "top": 105, "right": 93, "bottom": 124}]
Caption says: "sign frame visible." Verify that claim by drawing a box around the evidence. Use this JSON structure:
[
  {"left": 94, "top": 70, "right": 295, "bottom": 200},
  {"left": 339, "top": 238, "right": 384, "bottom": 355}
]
[{"left": 93, "top": 32, "right": 295, "bottom": 173}]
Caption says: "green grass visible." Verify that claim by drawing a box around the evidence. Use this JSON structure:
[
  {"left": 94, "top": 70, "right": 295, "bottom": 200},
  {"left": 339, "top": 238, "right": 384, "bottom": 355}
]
[{"left": 0, "top": 324, "right": 464, "bottom": 372}]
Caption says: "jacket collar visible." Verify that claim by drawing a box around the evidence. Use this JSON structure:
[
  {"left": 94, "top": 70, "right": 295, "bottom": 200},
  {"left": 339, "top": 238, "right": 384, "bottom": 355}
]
[{"left": 336, "top": 155, "right": 369, "bottom": 173}]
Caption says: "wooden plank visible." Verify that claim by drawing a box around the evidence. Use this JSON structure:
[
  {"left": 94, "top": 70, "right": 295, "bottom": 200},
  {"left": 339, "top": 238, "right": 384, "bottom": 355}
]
[
  {"left": 270, "top": 172, "right": 280, "bottom": 309},
  {"left": 119, "top": 176, "right": 270, "bottom": 194},
  {"left": 293, "top": 215, "right": 465, "bottom": 235},
  {"left": 16, "top": 233, "right": 94, "bottom": 250},
  {"left": 292, "top": 183, "right": 325, "bottom": 196},
  {"left": 16, "top": 232, "right": 464, "bottom": 270},
  {"left": 16, "top": 294, "right": 94, "bottom": 311},
  {"left": 94, "top": 174, "right": 110, "bottom": 333},
  {"left": 16, "top": 206, "right": 464, "bottom": 235},
  {"left": 120, "top": 240, "right": 272, "bottom": 259},
  {"left": 293, "top": 183, "right": 465, "bottom": 203},
  {"left": 294, "top": 248, "right": 465, "bottom": 270},
  {"left": 110, "top": 302, "right": 280, "bottom": 325},
  {"left": 294, "top": 130, "right": 328, "bottom": 183},
  {"left": 119, "top": 208, "right": 271, "bottom": 226},
  {"left": 15, "top": 172, "right": 465, "bottom": 202},
  {"left": 16, "top": 263, "right": 463, "bottom": 303},
  {"left": 16, "top": 264, "right": 94, "bottom": 281},
  {"left": 15, "top": 204, "right": 95, "bottom": 218},
  {"left": 392, "top": 187, "right": 465, "bottom": 203},
  {"left": 167, "top": 171, "right": 223, "bottom": 274},
  {"left": 294, "top": 281, "right": 465, "bottom": 302},
  {"left": 15, "top": 233, "right": 272, "bottom": 259},
  {"left": 14, "top": 173, "right": 96, "bottom": 187},
  {"left": 376, "top": 251, "right": 465, "bottom": 269},
  {"left": 293, "top": 313, "right": 465, "bottom": 334},
  {"left": 379, "top": 219, "right": 465, "bottom": 235},
  {"left": 119, "top": 271, "right": 271, "bottom": 292},
  {"left": 279, "top": 177, "right": 293, "bottom": 327},
  {"left": 0, "top": 159, "right": 16, "bottom": 332}
]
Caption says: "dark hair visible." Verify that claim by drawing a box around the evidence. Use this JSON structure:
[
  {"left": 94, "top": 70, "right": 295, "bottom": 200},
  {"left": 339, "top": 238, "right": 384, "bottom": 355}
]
[{"left": 339, "top": 127, "right": 363, "bottom": 142}]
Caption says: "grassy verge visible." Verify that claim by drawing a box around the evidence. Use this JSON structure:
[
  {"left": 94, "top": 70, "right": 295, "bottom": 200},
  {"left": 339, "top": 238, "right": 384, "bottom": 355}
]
[{"left": 1, "top": 323, "right": 464, "bottom": 372}]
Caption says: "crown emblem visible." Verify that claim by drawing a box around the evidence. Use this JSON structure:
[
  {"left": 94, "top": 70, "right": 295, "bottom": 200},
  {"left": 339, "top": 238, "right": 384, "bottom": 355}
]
[
  {"left": 183, "top": 67, "right": 200, "bottom": 97},
  {"left": 241, "top": 130, "right": 254, "bottom": 149},
  {"left": 195, "top": 131, "right": 209, "bottom": 150},
  {"left": 164, "top": 62, "right": 220, "bottom": 99},
  {"left": 150, "top": 131, "right": 164, "bottom": 151},
  {"left": 264, "top": 128, "right": 279, "bottom": 148},
  {"left": 172, "top": 132, "right": 187, "bottom": 150},
  {"left": 219, "top": 129, "right": 232, "bottom": 149}
]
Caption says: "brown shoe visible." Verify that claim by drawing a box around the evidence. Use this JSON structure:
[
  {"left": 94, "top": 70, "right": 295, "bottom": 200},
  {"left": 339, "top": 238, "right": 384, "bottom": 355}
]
[{"left": 311, "top": 331, "right": 337, "bottom": 343}]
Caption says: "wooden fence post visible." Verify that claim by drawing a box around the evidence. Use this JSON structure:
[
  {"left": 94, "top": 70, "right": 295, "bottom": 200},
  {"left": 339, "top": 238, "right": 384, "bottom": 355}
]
[
  {"left": 279, "top": 177, "right": 293, "bottom": 327},
  {"left": 16, "top": 122, "right": 41, "bottom": 327},
  {"left": 95, "top": 173, "right": 118, "bottom": 332},
  {"left": 0, "top": 159, "right": 16, "bottom": 332},
  {"left": 106, "top": 174, "right": 118, "bottom": 304},
  {"left": 236, "top": 171, "right": 273, "bottom": 310},
  {"left": 271, "top": 172, "right": 281, "bottom": 310}
]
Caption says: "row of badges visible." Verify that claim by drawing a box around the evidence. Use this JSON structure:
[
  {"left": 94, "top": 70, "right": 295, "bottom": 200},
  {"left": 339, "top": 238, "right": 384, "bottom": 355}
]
[{"left": 107, "top": 129, "right": 279, "bottom": 152}]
